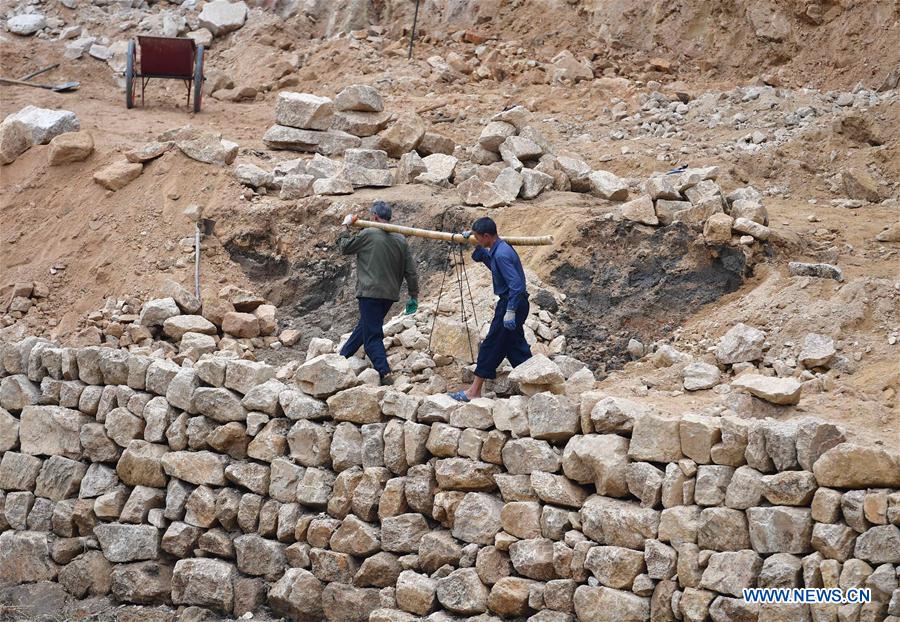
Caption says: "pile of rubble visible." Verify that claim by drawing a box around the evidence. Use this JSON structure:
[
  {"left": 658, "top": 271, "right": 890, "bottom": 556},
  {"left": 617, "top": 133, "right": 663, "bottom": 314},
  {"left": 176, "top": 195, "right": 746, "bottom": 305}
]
[
  {"left": 6, "top": 0, "right": 248, "bottom": 60},
  {"left": 1, "top": 295, "right": 898, "bottom": 622},
  {"left": 235, "top": 91, "right": 631, "bottom": 208},
  {"left": 2, "top": 281, "right": 50, "bottom": 324}
]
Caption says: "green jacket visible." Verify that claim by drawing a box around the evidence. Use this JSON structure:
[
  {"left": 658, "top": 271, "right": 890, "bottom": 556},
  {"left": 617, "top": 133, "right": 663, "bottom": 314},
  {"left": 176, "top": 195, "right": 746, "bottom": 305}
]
[{"left": 339, "top": 227, "right": 419, "bottom": 302}]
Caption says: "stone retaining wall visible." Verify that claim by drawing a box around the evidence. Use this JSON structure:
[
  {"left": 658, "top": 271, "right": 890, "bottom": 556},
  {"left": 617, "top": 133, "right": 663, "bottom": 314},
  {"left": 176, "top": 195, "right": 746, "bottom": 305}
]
[{"left": 0, "top": 337, "right": 898, "bottom": 622}]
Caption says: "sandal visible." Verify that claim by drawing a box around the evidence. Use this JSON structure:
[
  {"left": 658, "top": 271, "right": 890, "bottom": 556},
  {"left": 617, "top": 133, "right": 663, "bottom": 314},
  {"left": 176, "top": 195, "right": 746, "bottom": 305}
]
[{"left": 448, "top": 390, "right": 470, "bottom": 403}]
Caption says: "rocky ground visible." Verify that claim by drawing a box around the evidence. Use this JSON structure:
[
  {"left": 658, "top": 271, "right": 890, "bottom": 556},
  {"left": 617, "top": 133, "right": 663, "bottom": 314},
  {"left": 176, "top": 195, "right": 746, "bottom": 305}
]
[{"left": 0, "top": 0, "right": 899, "bottom": 621}]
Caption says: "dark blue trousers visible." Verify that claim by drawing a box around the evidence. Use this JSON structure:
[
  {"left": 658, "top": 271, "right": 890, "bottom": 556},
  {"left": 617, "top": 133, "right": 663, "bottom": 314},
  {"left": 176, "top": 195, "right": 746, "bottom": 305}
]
[
  {"left": 340, "top": 297, "right": 394, "bottom": 376},
  {"left": 474, "top": 297, "right": 532, "bottom": 380}
]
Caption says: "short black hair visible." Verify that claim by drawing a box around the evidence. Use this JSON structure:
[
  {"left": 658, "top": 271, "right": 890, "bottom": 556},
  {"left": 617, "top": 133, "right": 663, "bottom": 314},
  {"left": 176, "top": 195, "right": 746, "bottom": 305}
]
[
  {"left": 371, "top": 200, "right": 392, "bottom": 222},
  {"left": 472, "top": 217, "right": 497, "bottom": 236}
]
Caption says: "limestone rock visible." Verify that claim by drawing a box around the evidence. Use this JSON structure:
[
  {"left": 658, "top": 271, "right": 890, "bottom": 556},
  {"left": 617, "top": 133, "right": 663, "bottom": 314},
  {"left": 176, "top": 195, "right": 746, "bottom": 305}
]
[
  {"left": 621, "top": 195, "right": 658, "bottom": 225},
  {"left": 788, "top": 261, "right": 843, "bottom": 281},
  {"left": 296, "top": 354, "right": 357, "bottom": 398},
  {"left": 700, "top": 550, "right": 762, "bottom": 597},
  {"left": 177, "top": 131, "right": 239, "bottom": 166},
  {"left": 171, "top": 558, "right": 236, "bottom": 612},
  {"left": 94, "top": 524, "right": 159, "bottom": 562},
  {"left": 798, "top": 333, "right": 836, "bottom": 368},
  {"left": 747, "top": 507, "right": 813, "bottom": 554},
  {"left": 581, "top": 496, "right": 660, "bottom": 550},
  {"left": 682, "top": 362, "right": 721, "bottom": 391},
  {"left": 379, "top": 113, "right": 426, "bottom": 158},
  {"left": 812, "top": 443, "right": 900, "bottom": 488},
  {"left": 275, "top": 92, "right": 335, "bottom": 130},
  {"left": 588, "top": 170, "right": 629, "bottom": 201},
  {"left": 716, "top": 323, "right": 765, "bottom": 364},
  {"left": 0, "top": 530, "right": 57, "bottom": 584},
  {"left": 0, "top": 118, "right": 32, "bottom": 164},
  {"left": 562, "top": 434, "right": 629, "bottom": 496},
  {"left": 161, "top": 450, "right": 227, "bottom": 486},
  {"left": 93, "top": 161, "right": 142, "bottom": 191},
  {"left": 6, "top": 105, "right": 79, "bottom": 145},
  {"left": 452, "top": 493, "right": 503, "bottom": 545},
  {"left": 335, "top": 84, "right": 384, "bottom": 112},
  {"left": 19, "top": 405, "right": 88, "bottom": 459},
  {"left": 731, "top": 374, "right": 802, "bottom": 405},
  {"left": 197, "top": 0, "right": 248, "bottom": 36},
  {"left": 263, "top": 125, "right": 361, "bottom": 156},
  {"left": 573, "top": 585, "right": 649, "bottom": 622},
  {"left": 269, "top": 568, "right": 324, "bottom": 621},
  {"left": 436, "top": 568, "right": 489, "bottom": 615},
  {"left": 48, "top": 131, "right": 94, "bottom": 165},
  {"left": 7, "top": 13, "right": 46, "bottom": 35}
]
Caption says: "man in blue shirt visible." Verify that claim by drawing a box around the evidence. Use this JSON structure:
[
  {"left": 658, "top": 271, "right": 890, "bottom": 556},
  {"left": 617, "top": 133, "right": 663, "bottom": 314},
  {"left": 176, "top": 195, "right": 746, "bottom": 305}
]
[{"left": 449, "top": 217, "right": 532, "bottom": 402}]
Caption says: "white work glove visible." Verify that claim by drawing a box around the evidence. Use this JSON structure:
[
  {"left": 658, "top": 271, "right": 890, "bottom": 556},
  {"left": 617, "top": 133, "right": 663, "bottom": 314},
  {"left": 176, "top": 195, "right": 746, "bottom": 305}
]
[
  {"left": 342, "top": 214, "right": 357, "bottom": 227},
  {"left": 503, "top": 308, "right": 516, "bottom": 331}
]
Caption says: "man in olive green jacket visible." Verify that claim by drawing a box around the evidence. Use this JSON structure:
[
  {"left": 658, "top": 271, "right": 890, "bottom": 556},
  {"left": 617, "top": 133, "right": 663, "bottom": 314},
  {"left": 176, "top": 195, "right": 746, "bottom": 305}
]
[{"left": 338, "top": 201, "right": 419, "bottom": 384}]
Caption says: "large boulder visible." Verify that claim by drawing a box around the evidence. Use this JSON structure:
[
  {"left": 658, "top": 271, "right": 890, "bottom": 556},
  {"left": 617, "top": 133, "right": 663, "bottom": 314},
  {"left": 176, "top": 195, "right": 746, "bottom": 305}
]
[
  {"left": 573, "top": 585, "right": 649, "bottom": 622},
  {"left": 295, "top": 354, "right": 357, "bottom": 398},
  {"left": 335, "top": 85, "right": 384, "bottom": 112},
  {"left": 177, "top": 131, "right": 239, "bottom": 166},
  {"left": 589, "top": 170, "right": 629, "bottom": 200},
  {"left": 269, "top": 568, "right": 324, "bottom": 621},
  {"left": 731, "top": 374, "right": 802, "bottom": 405},
  {"left": 161, "top": 450, "right": 227, "bottom": 486},
  {"left": 172, "top": 558, "right": 236, "bottom": 612},
  {"left": 275, "top": 92, "right": 335, "bottom": 130},
  {"left": 94, "top": 524, "right": 159, "bottom": 562},
  {"left": 7, "top": 13, "right": 46, "bottom": 36},
  {"left": 19, "top": 405, "right": 88, "bottom": 459},
  {"left": 451, "top": 493, "right": 503, "bottom": 545},
  {"left": 48, "top": 131, "right": 94, "bottom": 165},
  {"left": 0, "top": 118, "right": 32, "bottom": 164},
  {"left": 0, "top": 531, "right": 57, "bottom": 584},
  {"left": 715, "top": 323, "right": 765, "bottom": 364},
  {"left": 562, "top": 434, "right": 629, "bottom": 496},
  {"left": 5, "top": 105, "right": 79, "bottom": 144},
  {"left": 580, "top": 496, "right": 660, "bottom": 549},
  {"left": 263, "top": 125, "right": 361, "bottom": 156},
  {"left": 812, "top": 443, "right": 900, "bottom": 488},
  {"left": 435, "top": 568, "right": 489, "bottom": 615},
  {"left": 197, "top": 0, "right": 248, "bottom": 36},
  {"left": 378, "top": 113, "right": 426, "bottom": 158}
]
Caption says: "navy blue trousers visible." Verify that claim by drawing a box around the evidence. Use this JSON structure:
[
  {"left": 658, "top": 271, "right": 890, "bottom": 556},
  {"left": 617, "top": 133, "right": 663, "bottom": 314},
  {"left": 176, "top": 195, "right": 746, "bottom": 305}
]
[
  {"left": 340, "top": 297, "right": 394, "bottom": 376},
  {"left": 474, "top": 297, "right": 532, "bottom": 380}
]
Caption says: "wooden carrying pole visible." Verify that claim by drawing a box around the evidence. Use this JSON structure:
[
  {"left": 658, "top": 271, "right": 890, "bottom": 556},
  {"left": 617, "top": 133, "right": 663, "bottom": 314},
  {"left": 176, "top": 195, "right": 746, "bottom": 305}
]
[{"left": 352, "top": 219, "right": 554, "bottom": 246}]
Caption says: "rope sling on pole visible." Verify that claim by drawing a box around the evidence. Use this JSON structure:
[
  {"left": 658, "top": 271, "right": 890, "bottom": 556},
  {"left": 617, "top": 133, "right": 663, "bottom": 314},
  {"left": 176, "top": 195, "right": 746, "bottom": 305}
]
[
  {"left": 351, "top": 219, "right": 554, "bottom": 247},
  {"left": 427, "top": 243, "right": 480, "bottom": 363}
]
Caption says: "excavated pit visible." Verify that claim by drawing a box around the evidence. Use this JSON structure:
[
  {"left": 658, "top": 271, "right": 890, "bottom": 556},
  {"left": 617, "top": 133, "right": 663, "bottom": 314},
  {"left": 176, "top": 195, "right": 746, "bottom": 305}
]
[
  {"left": 226, "top": 202, "right": 751, "bottom": 372},
  {"left": 549, "top": 220, "right": 749, "bottom": 370}
]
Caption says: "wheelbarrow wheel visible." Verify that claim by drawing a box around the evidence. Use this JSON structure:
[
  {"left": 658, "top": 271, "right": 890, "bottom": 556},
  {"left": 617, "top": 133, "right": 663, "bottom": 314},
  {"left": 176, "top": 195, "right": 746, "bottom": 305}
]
[
  {"left": 193, "top": 45, "right": 204, "bottom": 113},
  {"left": 125, "top": 40, "right": 135, "bottom": 109}
]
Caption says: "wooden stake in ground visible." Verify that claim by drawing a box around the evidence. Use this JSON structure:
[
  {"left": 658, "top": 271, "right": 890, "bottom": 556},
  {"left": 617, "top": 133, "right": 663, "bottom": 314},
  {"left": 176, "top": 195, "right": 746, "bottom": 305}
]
[{"left": 351, "top": 219, "right": 554, "bottom": 246}]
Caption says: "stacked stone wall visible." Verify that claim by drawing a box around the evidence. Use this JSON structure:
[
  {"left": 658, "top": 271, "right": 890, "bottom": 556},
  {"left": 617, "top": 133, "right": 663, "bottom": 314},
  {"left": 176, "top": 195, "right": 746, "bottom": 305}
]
[{"left": 0, "top": 337, "right": 898, "bottom": 622}]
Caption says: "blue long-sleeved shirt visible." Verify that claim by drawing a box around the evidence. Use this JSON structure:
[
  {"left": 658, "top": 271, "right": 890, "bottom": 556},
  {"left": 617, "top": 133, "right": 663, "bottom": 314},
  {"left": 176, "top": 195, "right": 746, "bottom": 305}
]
[{"left": 472, "top": 239, "right": 527, "bottom": 310}]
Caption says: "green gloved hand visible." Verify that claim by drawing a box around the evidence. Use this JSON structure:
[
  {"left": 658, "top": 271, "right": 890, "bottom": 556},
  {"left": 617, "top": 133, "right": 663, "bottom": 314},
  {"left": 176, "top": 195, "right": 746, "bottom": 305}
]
[{"left": 405, "top": 298, "right": 418, "bottom": 314}]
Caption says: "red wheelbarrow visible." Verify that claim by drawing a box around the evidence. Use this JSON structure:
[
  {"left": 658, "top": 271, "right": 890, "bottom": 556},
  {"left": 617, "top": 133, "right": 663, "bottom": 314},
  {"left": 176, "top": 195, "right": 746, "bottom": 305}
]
[{"left": 125, "top": 36, "right": 204, "bottom": 112}]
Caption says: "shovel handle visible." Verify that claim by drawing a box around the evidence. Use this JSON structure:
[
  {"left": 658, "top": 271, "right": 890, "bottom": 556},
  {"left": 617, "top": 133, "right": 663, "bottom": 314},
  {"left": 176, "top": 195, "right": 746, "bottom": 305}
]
[{"left": 0, "top": 77, "right": 54, "bottom": 89}]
